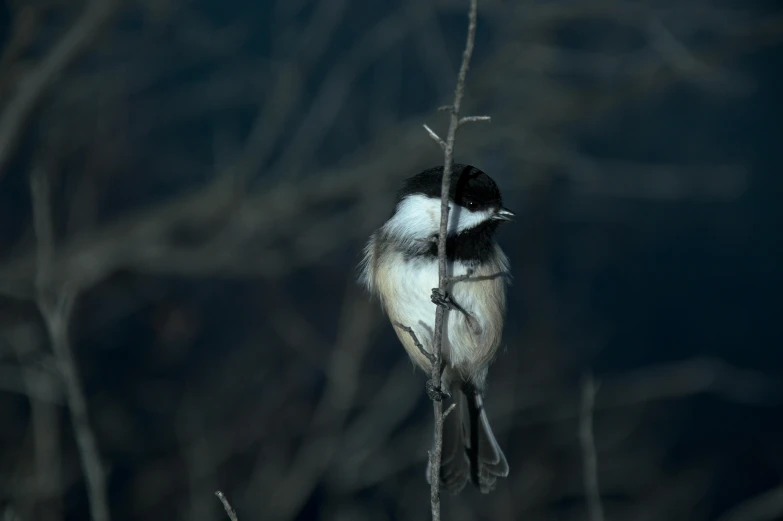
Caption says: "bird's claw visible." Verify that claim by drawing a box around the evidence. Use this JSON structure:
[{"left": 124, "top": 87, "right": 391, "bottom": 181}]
[
  {"left": 426, "top": 379, "right": 450, "bottom": 401},
  {"left": 431, "top": 288, "right": 456, "bottom": 310}
]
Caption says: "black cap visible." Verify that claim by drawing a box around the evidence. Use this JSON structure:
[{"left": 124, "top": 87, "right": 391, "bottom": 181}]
[{"left": 396, "top": 164, "right": 502, "bottom": 212}]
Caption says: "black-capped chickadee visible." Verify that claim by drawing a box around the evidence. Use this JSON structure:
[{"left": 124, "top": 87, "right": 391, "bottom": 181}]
[{"left": 359, "top": 164, "right": 514, "bottom": 494}]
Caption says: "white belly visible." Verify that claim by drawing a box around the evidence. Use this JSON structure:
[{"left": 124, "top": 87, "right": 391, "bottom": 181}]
[
  {"left": 362, "top": 234, "right": 509, "bottom": 386},
  {"left": 383, "top": 254, "right": 480, "bottom": 367}
]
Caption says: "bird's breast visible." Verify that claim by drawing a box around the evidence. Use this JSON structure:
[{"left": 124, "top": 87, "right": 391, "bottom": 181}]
[{"left": 378, "top": 252, "right": 501, "bottom": 374}]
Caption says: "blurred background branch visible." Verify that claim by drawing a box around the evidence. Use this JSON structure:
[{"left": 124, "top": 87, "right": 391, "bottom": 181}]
[{"left": 31, "top": 165, "right": 109, "bottom": 521}]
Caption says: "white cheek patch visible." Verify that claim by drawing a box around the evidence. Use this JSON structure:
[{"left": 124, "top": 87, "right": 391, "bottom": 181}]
[
  {"left": 383, "top": 194, "right": 440, "bottom": 241},
  {"left": 449, "top": 205, "right": 494, "bottom": 233},
  {"left": 383, "top": 194, "right": 493, "bottom": 243}
]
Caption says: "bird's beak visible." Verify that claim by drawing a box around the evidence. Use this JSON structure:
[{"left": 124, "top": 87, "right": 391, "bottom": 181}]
[{"left": 492, "top": 207, "right": 515, "bottom": 222}]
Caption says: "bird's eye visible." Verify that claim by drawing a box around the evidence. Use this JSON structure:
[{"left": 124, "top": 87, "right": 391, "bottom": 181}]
[{"left": 464, "top": 199, "right": 478, "bottom": 210}]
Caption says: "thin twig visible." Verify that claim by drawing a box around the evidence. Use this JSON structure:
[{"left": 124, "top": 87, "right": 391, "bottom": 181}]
[
  {"left": 647, "top": 18, "right": 720, "bottom": 87},
  {"left": 31, "top": 167, "right": 110, "bottom": 521},
  {"left": 394, "top": 322, "right": 434, "bottom": 363},
  {"left": 458, "top": 115, "right": 491, "bottom": 127},
  {"left": 422, "top": 124, "right": 446, "bottom": 150},
  {"left": 215, "top": 491, "right": 239, "bottom": 521},
  {"left": 579, "top": 373, "right": 605, "bottom": 521},
  {"left": 444, "top": 268, "right": 475, "bottom": 285},
  {"left": 424, "top": 0, "right": 482, "bottom": 519}
]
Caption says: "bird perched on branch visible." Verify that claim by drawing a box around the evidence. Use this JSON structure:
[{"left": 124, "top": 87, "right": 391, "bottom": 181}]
[{"left": 359, "top": 164, "right": 513, "bottom": 494}]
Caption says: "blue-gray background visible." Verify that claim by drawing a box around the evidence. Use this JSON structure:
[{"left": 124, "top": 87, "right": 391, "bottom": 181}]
[{"left": 0, "top": 1, "right": 781, "bottom": 520}]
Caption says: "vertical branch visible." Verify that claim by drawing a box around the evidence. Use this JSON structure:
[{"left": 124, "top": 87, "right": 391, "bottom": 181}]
[
  {"left": 30, "top": 167, "right": 111, "bottom": 521},
  {"left": 424, "top": 1, "right": 485, "bottom": 520},
  {"left": 29, "top": 388, "right": 62, "bottom": 521},
  {"left": 10, "top": 326, "right": 62, "bottom": 521},
  {"left": 580, "top": 373, "right": 606, "bottom": 521}
]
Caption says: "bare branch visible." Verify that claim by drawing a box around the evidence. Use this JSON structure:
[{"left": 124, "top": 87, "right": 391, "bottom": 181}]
[
  {"left": 394, "top": 322, "right": 434, "bottom": 364},
  {"left": 0, "top": 364, "right": 61, "bottom": 403},
  {"left": 579, "top": 373, "right": 605, "bottom": 521},
  {"left": 30, "top": 167, "right": 110, "bottom": 521},
  {"left": 8, "top": 325, "right": 62, "bottom": 521},
  {"left": 422, "top": 124, "right": 446, "bottom": 150},
  {"left": 424, "top": 0, "right": 480, "bottom": 519},
  {"left": 215, "top": 491, "right": 239, "bottom": 521},
  {"left": 444, "top": 268, "right": 475, "bottom": 285},
  {"left": 458, "top": 115, "right": 491, "bottom": 127}
]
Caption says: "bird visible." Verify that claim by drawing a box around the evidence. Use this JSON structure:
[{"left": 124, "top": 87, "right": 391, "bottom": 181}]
[{"left": 359, "top": 163, "right": 514, "bottom": 494}]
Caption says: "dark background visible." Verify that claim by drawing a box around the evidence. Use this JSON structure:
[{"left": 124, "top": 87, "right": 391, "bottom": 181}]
[{"left": 0, "top": 0, "right": 781, "bottom": 520}]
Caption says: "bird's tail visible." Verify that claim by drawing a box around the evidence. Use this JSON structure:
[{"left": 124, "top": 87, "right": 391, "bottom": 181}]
[{"left": 427, "top": 383, "right": 509, "bottom": 494}]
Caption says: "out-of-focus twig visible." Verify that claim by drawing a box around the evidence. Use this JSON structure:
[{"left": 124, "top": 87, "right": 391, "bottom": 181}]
[
  {"left": 0, "top": 363, "right": 61, "bottom": 403},
  {"left": 579, "top": 373, "right": 605, "bottom": 521},
  {"left": 30, "top": 167, "right": 110, "bottom": 521},
  {"left": 8, "top": 325, "right": 62, "bottom": 521},
  {"left": 498, "top": 357, "right": 781, "bottom": 429}
]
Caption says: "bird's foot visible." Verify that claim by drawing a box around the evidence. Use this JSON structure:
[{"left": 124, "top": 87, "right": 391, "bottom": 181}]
[
  {"left": 431, "top": 288, "right": 457, "bottom": 310},
  {"left": 426, "top": 379, "right": 451, "bottom": 401}
]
